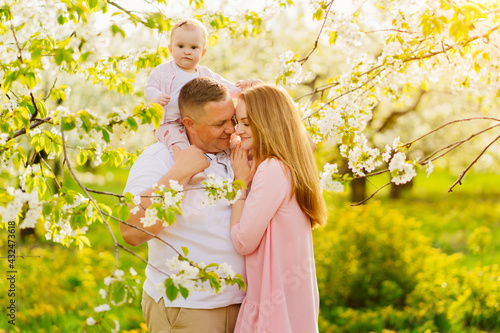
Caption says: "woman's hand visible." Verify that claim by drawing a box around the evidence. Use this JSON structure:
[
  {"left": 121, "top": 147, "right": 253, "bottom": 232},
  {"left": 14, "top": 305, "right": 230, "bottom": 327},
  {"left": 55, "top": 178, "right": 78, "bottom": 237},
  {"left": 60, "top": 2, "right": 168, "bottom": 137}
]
[{"left": 231, "top": 144, "right": 257, "bottom": 186}]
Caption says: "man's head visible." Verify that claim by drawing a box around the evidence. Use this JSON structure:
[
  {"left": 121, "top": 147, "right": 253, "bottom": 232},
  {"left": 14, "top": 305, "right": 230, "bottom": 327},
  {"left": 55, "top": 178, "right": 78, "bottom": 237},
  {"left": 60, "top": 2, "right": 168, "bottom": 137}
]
[{"left": 179, "top": 77, "right": 235, "bottom": 153}]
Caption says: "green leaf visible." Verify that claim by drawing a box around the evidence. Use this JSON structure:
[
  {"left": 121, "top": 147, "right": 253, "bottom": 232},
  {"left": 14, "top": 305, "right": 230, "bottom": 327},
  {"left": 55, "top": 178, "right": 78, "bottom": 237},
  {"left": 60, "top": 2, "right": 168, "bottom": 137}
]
[
  {"left": 179, "top": 286, "right": 189, "bottom": 299},
  {"left": 149, "top": 103, "right": 164, "bottom": 130},
  {"left": 116, "top": 204, "right": 130, "bottom": 222},
  {"left": 328, "top": 31, "right": 337, "bottom": 45},
  {"left": 111, "top": 24, "right": 126, "bottom": 38},
  {"left": 181, "top": 246, "right": 189, "bottom": 256},
  {"left": 166, "top": 283, "right": 179, "bottom": 301},
  {"left": 101, "top": 128, "right": 110, "bottom": 143},
  {"left": 126, "top": 117, "right": 138, "bottom": 132}
]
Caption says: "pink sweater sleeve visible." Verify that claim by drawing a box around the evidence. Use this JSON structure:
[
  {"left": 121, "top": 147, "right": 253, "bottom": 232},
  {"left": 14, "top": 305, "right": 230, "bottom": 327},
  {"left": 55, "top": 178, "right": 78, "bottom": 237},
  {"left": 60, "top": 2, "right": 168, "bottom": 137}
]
[
  {"left": 144, "top": 66, "right": 164, "bottom": 103},
  {"left": 230, "top": 159, "right": 288, "bottom": 255}
]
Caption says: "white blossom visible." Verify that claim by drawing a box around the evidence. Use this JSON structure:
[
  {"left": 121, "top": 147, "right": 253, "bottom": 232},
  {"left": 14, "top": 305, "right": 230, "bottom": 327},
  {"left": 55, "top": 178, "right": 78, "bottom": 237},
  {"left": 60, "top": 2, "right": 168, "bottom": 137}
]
[
  {"left": 426, "top": 160, "right": 434, "bottom": 178},
  {"left": 94, "top": 304, "right": 111, "bottom": 313}
]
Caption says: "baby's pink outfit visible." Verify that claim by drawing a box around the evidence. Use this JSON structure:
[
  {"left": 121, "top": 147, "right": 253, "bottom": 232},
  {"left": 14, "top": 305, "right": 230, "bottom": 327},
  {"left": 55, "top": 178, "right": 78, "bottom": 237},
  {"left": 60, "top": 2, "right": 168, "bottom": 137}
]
[
  {"left": 231, "top": 158, "right": 320, "bottom": 333},
  {"left": 145, "top": 61, "right": 239, "bottom": 150}
]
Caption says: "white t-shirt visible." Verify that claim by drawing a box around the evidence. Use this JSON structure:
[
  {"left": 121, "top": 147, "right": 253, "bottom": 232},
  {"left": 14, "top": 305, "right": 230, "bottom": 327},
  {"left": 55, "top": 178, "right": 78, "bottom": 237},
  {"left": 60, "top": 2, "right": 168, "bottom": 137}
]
[
  {"left": 163, "top": 63, "right": 200, "bottom": 122},
  {"left": 123, "top": 142, "right": 246, "bottom": 308}
]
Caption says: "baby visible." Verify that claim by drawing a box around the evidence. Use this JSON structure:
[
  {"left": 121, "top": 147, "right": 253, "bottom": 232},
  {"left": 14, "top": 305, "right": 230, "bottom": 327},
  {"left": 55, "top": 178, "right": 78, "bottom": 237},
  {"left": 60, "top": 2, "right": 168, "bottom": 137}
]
[{"left": 145, "top": 18, "right": 255, "bottom": 184}]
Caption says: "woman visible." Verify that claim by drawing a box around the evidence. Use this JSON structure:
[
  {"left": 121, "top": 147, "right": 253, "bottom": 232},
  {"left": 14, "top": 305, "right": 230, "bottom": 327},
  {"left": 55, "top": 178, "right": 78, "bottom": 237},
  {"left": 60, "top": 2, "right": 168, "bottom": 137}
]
[{"left": 230, "top": 84, "right": 327, "bottom": 333}]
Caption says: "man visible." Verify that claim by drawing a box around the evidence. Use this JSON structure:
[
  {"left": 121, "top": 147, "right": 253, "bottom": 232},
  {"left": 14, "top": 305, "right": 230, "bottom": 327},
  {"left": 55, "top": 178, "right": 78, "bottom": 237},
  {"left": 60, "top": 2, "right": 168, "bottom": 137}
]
[{"left": 122, "top": 77, "right": 245, "bottom": 333}]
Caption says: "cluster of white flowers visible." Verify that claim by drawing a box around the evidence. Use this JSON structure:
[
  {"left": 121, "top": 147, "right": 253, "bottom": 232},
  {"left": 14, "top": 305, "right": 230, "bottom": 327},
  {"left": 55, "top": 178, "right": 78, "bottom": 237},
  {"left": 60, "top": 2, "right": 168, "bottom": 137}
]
[
  {"left": 166, "top": 256, "right": 202, "bottom": 292},
  {"left": 2, "top": 100, "right": 18, "bottom": 111},
  {"left": 345, "top": 134, "right": 383, "bottom": 177},
  {"left": 86, "top": 317, "right": 96, "bottom": 326},
  {"left": 319, "top": 163, "right": 344, "bottom": 192},
  {"left": 93, "top": 303, "right": 111, "bottom": 313},
  {"left": 110, "top": 107, "right": 129, "bottom": 123},
  {"left": 388, "top": 152, "right": 417, "bottom": 185},
  {"left": 163, "top": 256, "right": 236, "bottom": 295},
  {"left": 202, "top": 174, "right": 242, "bottom": 206},
  {"left": 0, "top": 133, "right": 9, "bottom": 146},
  {"left": 3, "top": 0, "right": 108, "bottom": 72},
  {"left": 0, "top": 187, "right": 41, "bottom": 229},
  {"left": 44, "top": 194, "right": 92, "bottom": 245},
  {"left": 140, "top": 180, "right": 184, "bottom": 227},
  {"left": 275, "top": 50, "right": 311, "bottom": 87}
]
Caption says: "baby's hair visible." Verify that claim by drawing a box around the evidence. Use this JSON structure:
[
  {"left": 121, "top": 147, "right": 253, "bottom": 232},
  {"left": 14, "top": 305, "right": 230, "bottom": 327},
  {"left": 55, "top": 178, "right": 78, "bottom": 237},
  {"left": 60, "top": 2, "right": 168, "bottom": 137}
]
[{"left": 170, "top": 18, "right": 208, "bottom": 47}]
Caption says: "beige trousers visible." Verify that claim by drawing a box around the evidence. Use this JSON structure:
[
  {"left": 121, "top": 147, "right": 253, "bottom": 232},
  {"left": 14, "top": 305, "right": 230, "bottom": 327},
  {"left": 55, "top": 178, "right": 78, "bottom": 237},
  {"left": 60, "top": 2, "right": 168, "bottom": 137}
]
[{"left": 141, "top": 291, "right": 241, "bottom": 333}]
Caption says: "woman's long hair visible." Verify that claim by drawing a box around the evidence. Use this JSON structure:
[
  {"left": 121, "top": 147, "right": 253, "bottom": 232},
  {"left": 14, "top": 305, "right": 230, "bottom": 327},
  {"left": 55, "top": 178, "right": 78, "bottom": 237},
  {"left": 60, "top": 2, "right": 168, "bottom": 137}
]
[{"left": 239, "top": 84, "right": 327, "bottom": 228}]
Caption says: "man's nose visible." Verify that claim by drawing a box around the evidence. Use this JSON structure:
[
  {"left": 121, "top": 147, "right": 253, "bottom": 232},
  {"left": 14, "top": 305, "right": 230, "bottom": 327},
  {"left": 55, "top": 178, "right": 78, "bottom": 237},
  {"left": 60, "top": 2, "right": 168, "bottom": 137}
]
[{"left": 225, "top": 122, "right": 236, "bottom": 134}]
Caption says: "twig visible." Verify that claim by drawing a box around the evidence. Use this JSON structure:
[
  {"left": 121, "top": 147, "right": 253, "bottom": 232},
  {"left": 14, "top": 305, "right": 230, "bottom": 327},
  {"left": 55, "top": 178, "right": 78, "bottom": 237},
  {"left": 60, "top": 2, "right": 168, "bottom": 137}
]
[
  {"left": 421, "top": 124, "right": 500, "bottom": 164},
  {"left": 351, "top": 181, "right": 391, "bottom": 206},
  {"left": 43, "top": 77, "right": 58, "bottom": 101},
  {"left": 297, "top": 0, "right": 336, "bottom": 65},
  {"left": 117, "top": 244, "right": 168, "bottom": 277},
  {"left": 365, "top": 28, "right": 417, "bottom": 34},
  {"left": 6, "top": 117, "right": 53, "bottom": 141},
  {"left": 61, "top": 128, "right": 120, "bottom": 304},
  {"left": 103, "top": 212, "right": 183, "bottom": 258},
  {"left": 448, "top": 134, "right": 500, "bottom": 192},
  {"left": 29, "top": 92, "right": 39, "bottom": 121},
  {"left": 40, "top": 157, "right": 62, "bottom": 190},
  {"left": 303, "top": 69, "right": 384, "bottom": 120},
  {"left": 402, "top": 117, "right": 500, "bottom": 148}
]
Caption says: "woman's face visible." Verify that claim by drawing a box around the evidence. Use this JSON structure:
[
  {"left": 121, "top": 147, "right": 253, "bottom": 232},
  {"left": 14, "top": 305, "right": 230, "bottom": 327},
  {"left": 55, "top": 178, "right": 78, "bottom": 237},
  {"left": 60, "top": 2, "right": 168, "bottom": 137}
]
[{"left": 235, "top": 99, "right": 254, "bottom": 151}]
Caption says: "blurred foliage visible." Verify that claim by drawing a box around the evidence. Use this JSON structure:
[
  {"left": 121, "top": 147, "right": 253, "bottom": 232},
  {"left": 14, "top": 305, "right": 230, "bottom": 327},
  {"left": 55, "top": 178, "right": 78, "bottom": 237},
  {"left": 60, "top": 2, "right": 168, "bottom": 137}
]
[
  {"left": 0, "top": 234, "right": 147, "bottom": 332},
  {"left": 315, "top": 189, "right": 500, "bottom": 332}
]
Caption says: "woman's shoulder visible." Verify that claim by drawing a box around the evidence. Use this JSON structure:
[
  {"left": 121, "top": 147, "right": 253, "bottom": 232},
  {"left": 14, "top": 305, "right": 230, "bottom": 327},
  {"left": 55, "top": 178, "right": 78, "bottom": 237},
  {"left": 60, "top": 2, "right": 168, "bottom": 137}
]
[{"left": 256, "top": 158, "right": 289, "bottom": 179}]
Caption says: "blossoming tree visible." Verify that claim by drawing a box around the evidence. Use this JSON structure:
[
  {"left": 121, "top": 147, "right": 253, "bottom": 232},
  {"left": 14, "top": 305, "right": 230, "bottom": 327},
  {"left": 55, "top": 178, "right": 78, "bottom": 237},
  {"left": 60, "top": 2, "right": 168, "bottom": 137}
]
[{"left": 1, "top": 0, "right": 500, "bottom": 330}]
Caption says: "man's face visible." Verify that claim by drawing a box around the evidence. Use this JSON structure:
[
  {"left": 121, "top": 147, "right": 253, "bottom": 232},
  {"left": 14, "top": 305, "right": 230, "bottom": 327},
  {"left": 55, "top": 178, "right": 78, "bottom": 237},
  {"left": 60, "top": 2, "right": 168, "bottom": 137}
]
[{"left": 187, "top": 95, "right": 236, "bottom": 153}]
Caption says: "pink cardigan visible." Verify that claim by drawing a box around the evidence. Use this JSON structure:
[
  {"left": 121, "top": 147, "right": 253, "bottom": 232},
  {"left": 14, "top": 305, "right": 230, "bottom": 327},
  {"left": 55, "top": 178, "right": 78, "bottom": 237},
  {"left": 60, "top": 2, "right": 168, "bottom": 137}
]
[{"left": 231, "top": 158, "right": 320, "bottom": 333}]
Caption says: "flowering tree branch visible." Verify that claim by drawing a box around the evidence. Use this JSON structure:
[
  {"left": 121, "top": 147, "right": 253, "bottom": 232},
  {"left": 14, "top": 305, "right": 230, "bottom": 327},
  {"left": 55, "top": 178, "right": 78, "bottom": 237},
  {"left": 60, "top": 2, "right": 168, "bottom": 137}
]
[
  {"left": 448, "top": 134, "right": 500, "bottom": 193},
  {"left": 298, "top": 0, "right": 336, "bottom": 65}
]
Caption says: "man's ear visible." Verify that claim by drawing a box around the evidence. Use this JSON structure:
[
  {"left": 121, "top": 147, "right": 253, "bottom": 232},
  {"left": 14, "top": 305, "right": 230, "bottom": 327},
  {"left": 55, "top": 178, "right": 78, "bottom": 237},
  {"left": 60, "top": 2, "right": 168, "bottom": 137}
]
[{"left": 182, "top": 116, "right": 195, "bottom": 130}]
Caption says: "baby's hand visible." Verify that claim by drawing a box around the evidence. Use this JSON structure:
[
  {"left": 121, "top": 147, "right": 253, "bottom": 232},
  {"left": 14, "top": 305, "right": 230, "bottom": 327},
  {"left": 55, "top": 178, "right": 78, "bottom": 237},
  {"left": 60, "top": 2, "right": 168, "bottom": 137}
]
[
  {"left": 236, "top": 79, "right": 263, "bottom": 92},
  {"left": 156, "top": 93, "right": 171, "bottom": 106}
]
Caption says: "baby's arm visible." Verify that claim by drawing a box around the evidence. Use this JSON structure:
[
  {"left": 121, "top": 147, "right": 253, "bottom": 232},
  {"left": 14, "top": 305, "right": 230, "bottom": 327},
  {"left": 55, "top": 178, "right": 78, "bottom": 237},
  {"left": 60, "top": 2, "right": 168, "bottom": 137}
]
[
  {"left": 235, "top": 79, "right": 263, "bottom": 92},
  {"left": 144, "top": 67, "right": 171, "bottom": 106}
]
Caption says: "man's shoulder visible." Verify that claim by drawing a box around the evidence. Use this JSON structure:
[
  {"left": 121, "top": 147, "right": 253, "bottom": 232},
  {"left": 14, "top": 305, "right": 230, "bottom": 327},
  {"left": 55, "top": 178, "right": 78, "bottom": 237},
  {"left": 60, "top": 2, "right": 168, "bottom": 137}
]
[{"left": 139, "top": 142, "right": 173, "bottom": 162}]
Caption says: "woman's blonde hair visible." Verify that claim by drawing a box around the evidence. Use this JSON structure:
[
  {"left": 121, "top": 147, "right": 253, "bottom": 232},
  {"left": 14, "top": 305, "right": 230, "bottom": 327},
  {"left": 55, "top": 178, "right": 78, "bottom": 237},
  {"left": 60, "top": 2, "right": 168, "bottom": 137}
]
[{"left": 239, "top": 84, "right": 327, "bottom": 228}]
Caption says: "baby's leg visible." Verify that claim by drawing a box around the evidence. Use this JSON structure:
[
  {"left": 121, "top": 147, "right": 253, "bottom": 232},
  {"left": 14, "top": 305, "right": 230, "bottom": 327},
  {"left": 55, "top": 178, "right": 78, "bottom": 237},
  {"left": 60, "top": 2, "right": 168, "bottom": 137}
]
[
  {"left": 155, "top": 122, "right": 190, "bottom": 150},
  {"left": 155, "top": 122, "right": 206, "bottom": 185}
]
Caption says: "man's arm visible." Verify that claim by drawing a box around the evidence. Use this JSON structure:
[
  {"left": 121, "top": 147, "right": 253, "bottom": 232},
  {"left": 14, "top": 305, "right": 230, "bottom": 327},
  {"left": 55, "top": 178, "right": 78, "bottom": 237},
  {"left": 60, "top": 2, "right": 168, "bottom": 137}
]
[{"left": 121, "top": 145, "right": 209, "bottom": 246}]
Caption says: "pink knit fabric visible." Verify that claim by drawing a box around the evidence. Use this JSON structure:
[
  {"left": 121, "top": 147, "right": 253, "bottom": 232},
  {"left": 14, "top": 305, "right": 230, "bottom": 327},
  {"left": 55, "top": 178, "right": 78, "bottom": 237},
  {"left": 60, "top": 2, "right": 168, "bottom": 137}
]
[{"left": 231, "top": 158, "right": 320, "bottom": 333}]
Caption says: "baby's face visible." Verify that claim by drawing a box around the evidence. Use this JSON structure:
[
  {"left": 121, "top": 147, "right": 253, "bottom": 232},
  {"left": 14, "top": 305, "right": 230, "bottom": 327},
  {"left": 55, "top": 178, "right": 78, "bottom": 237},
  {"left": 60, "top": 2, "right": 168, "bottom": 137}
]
[{"left": 168, "top": 27, "right": 206, "bottom": 73}]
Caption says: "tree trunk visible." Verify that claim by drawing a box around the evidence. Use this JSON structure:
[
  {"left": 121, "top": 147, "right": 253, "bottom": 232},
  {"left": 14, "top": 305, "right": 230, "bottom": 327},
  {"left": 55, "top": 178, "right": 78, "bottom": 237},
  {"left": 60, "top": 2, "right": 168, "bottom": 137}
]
[
  {"left": 351, "top": 177, "right": 367, "bottom": 204},
  {"left": 390, "top": 180, "right": 414, "bottom": 199}
]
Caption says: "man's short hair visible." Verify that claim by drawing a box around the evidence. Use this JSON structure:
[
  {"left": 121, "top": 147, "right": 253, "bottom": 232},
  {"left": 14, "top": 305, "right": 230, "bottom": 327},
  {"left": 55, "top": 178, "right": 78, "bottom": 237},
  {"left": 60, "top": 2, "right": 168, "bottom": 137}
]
[{"left": 178, "top": 77, "right": 229, "bottom": 119}]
